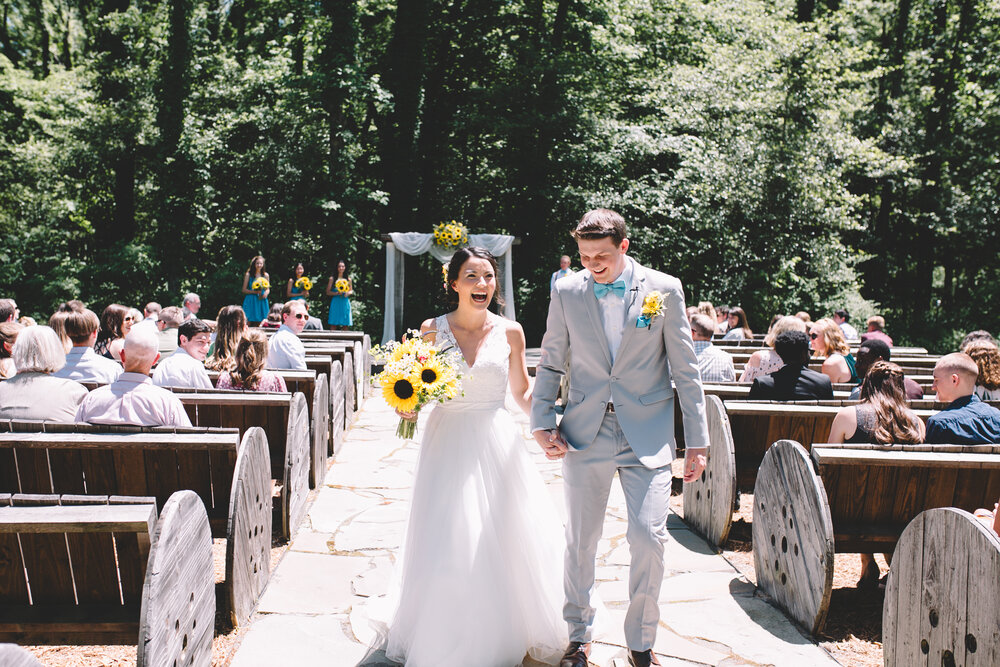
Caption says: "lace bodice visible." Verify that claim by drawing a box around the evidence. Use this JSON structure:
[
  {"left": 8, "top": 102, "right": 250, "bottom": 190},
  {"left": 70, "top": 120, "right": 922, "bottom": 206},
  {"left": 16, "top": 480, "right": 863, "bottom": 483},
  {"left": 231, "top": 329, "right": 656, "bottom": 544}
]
[{"left": 435, "top": 315, "right": 510, "bottom": 408}]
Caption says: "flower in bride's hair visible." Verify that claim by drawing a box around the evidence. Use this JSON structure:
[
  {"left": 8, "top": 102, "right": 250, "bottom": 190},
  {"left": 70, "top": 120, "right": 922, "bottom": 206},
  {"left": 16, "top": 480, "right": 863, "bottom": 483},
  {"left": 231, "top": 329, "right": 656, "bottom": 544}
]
[{"left": 381, "top": 369, "right": 420, "bottom": 413}]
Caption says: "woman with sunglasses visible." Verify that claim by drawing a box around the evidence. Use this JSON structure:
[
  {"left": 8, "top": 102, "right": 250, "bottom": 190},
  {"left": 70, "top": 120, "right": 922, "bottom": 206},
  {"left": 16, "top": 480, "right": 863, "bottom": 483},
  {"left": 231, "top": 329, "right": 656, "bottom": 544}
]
[
  {"left": 94, "top": 304, "right": 133, "bottom": 362},
  {"left": 809, "top": 317, "right": 858, "bottom": 384}
]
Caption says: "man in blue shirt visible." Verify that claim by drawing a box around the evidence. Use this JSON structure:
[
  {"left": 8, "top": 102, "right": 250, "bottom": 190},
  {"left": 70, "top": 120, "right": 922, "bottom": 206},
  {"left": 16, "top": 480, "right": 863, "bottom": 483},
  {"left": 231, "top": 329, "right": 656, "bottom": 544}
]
[{"left": 926, "top": 352, "right": 1000, "bottom": 444}]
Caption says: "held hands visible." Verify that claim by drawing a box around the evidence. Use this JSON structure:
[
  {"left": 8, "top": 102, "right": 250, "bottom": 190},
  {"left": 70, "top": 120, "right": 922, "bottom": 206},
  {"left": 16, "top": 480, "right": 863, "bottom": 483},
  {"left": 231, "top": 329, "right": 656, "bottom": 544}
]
[
  {"left": 395, "top": 408, "right": 417, "bottom": 422},
  {"left": 533, "top": 428, "right": 569, "bottom": 460},
  {"left": 683, "top": 447, "right": 708, "bottom": 483}
]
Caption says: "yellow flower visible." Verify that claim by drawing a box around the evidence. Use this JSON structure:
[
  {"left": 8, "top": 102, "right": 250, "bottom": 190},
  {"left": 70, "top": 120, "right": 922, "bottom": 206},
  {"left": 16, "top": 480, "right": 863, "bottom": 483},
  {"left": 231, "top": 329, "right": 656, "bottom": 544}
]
[
  {"left": 642, "top": 292, "right": 665, "bottom": 317},
  {"left": 335, "top": 278, "right": 350, "bottom": 293},
  {"left": 380, "top": 369, "right": 420, "bottom": 413},
  {"left": 415, "top": 357, "right": 449, "bottom": 391},
  {"left": 252, "top": 278, "right": 270, "bottom": 291},
  {"left": 295, "top": 276, "right": 313, "bottom": 291}
]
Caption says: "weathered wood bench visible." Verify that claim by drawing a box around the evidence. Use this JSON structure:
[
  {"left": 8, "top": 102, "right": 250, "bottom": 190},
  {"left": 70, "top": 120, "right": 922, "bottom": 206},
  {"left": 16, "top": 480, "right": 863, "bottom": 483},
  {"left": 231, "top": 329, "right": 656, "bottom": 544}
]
[
  {"left": 681, "top": 395, "right": 737, "bottom": 546},
  {"left": 171, "top": 390, "right": 309, "bottom": 540},
  {"left": 301, "top": 341, "right": 362, "bottom": 413},
  {"left": 305, "top": 356, "right": 348, "bottom": 451},
  {"left": 0, "top": 490, "right": 214, "bottom": 666},
  {"left": 205, "top": 371, "right": 330, "bottom": 488},
  {"left": 883, "top": 507, "right": 1000, "bottom": 666},
  {"left": 297, "top": 330, "right": 371, "bottom": 397},
  {"left": 752, "top": 440, "right": 1000, "bottom": 635},
  {"left": 0, "top": 421, "right": 272, "bottom": 627}
]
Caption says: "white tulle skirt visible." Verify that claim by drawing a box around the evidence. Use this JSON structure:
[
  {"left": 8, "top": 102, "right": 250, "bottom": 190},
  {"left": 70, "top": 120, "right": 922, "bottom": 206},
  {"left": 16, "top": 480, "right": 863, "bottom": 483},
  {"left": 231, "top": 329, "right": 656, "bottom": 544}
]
[{"left": 382, "top": 402, "right": 568, "bottom": 666}]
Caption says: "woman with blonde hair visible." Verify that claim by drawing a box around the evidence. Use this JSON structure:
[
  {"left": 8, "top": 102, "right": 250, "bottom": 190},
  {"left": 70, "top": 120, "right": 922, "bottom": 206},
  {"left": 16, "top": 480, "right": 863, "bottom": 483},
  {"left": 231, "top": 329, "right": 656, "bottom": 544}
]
[
  {"left": 0, "top": 326, "right": 88, "bottom": 420},
  {"left": 217, "top": 330, "right": 287, "bottom": 392},
  {"left": 697, "top": 301, "right": 717, "bottom": 323},
  {"left": 48, "top": 310, "right": 73, "bottom": 353},
  {"left": 827, "top": 361, "right": 924, "bottom": 586},
  {"left": 810, "top": 317, "right": 857, "bottom": 383},
  {"left": 965, "top": 341, "right": 1000, "bottom": 401},
  {"left": 206, "top": 306, "right": 248, "bottom": 372},
  {"left": 739, "top": 316, "right": 807, "bottom": 383}
]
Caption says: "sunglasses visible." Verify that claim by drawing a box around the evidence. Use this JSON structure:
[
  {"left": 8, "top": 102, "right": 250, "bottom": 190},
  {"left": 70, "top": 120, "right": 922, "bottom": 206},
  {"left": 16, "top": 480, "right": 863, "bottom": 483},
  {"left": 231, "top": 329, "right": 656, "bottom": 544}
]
[
  {"left": 123, "top": 316, "right": 136, "bottom": 322},
  {"left": 292, "top": 313, "right": 307, "bottom": 320},
  {"left": 809, "top": 332, "right": 819, "bottom": 339}
]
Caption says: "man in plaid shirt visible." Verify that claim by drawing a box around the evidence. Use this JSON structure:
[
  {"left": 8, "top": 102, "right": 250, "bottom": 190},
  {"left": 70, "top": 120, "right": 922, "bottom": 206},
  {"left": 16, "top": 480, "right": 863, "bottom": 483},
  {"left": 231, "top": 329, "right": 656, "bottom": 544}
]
[{"left": 689, "top": 314, "right": 735, "bottom": 382}]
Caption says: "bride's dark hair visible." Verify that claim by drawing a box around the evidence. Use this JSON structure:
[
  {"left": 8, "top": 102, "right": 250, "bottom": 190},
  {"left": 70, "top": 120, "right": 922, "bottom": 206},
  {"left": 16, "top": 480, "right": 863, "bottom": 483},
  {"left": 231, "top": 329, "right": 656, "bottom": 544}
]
[{"left": 445, "top": 247, "right": 505, "bottom": 311}]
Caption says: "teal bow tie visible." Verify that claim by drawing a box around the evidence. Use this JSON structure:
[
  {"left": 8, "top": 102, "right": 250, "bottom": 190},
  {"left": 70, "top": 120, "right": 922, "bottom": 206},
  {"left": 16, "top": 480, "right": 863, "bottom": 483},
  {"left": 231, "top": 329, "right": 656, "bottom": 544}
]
[{"left": 594, "top": 280, "right": 627, "bottom": 299}]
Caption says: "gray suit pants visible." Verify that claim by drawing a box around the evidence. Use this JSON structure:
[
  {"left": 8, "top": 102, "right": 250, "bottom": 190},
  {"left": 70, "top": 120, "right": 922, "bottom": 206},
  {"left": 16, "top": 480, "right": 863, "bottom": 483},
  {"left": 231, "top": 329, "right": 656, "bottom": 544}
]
[{"left": 562, "top": 411, "right": 671, "bottom": 651}]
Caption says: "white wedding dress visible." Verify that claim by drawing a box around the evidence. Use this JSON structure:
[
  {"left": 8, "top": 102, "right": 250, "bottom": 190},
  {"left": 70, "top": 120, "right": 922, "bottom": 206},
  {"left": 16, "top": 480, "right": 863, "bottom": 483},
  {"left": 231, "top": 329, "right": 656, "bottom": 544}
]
[{"left": 382, "top": 314, "right": 568, "bottom": 666}]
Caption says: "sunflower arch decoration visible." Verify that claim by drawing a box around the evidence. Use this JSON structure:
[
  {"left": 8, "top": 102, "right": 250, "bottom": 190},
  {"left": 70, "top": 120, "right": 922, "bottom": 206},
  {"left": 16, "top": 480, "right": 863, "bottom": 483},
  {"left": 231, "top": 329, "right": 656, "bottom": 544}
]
[{"left": 432, "top": 221, "right": 469, "bottom": 250}]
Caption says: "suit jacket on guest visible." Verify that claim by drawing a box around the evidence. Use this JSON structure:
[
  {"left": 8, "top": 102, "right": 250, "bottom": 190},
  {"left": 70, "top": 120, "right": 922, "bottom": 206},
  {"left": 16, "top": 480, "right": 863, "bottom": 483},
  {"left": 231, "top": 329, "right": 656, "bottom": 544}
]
[
  {"left": 530, "top": 256, "right": 710, "bottom": 469},
  {"left": 748, "top": 363, "right": 834, "bottom": 401}
]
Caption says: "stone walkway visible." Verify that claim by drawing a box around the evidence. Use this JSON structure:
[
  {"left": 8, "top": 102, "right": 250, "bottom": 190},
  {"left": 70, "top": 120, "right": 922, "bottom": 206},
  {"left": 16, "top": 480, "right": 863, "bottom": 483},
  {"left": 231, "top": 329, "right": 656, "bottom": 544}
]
[{"left": 231, "top": 395, "right": 837, "bottom": 666}]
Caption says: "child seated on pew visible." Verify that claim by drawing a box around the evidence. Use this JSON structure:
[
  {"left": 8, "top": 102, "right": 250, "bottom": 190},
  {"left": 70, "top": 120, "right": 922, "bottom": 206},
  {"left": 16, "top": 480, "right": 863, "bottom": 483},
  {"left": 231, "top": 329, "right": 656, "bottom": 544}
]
[
  {"left": 217, "top": 330, "right": 287, "bottom": 392},
  {"left": 827, "top": 361, "right": 925, "bottom": 588}
]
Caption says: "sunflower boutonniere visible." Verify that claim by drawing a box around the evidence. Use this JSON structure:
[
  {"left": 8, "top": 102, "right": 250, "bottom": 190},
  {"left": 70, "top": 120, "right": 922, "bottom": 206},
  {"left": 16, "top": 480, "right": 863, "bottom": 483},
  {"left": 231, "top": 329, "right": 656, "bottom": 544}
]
[{"left": 637, "top": 291, "right": 666, "bottom": 329}]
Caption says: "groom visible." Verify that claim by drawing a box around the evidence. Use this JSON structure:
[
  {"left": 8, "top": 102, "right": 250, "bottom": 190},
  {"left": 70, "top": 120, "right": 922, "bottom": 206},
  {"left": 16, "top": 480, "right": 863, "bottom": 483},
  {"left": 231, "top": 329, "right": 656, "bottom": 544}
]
[{"left": 531, "top": 209, "right": 709, "bottom": 667}]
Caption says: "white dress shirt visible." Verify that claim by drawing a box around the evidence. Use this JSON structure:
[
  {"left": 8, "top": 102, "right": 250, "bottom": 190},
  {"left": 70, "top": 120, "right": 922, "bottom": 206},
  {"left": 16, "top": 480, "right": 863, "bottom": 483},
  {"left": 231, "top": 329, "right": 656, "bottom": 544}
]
[
  {"left": 53, "top": 346, "right": 124, "bottom": 384},
  {"left": 267, "top": 324, "right": 307, "bottom": 370},
  {"left": 75, "top": 372, "right": 192, "bottom": 427},
  {"left": 595, "top": 261, "right": 633, "bottom": 363},
  {"left": 152, "top": 346, "right": 212, "bottom": 389}
]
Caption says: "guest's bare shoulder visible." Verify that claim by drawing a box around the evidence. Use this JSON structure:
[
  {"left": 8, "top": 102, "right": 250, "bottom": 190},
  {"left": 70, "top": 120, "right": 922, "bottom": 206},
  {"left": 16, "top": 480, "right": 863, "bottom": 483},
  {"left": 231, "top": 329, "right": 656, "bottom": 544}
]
[{"left": 419, "top": 317, "right": 438, "bottom": 344}]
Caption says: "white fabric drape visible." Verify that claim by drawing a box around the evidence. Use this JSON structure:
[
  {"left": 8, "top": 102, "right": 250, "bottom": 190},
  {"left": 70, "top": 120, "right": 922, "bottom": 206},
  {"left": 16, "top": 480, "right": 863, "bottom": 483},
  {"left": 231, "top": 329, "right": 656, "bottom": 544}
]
[{"left": 382, "top": 233, "right": 516, "bottom": 344}]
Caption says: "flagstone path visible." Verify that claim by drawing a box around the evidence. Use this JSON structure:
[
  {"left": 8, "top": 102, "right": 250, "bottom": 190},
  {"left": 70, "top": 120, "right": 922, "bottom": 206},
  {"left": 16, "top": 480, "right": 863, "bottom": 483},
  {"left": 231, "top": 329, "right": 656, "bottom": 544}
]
[{"left": 230, "top": 394, "right": 837, "bottom": 666}]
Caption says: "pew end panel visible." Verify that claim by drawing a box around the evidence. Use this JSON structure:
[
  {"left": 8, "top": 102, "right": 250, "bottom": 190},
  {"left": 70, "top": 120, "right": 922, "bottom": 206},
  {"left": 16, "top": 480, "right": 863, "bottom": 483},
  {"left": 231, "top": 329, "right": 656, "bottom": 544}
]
[{"left": 682, "top": 395, "right": 737, "bottom": 548}]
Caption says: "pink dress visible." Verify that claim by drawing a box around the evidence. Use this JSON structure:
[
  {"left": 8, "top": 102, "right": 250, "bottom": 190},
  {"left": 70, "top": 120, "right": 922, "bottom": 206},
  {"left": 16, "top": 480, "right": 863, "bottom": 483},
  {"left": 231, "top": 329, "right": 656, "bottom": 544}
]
[{"left": 217, "top": 370, "right": 287, "bottom": 392}]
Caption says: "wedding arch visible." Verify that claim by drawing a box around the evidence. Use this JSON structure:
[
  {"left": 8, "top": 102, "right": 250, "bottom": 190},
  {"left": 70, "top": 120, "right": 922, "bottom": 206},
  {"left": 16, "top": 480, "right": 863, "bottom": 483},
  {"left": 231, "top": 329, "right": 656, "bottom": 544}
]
[{"left": 381, "top": 232, "right": 517, "bottom": 344}]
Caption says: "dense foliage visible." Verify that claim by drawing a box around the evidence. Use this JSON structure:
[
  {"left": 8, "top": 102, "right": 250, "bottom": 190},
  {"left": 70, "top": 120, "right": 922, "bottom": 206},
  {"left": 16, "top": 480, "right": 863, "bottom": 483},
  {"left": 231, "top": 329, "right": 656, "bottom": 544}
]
[{"left": 1, "top": 0, "right": 997, "bottom": 349}]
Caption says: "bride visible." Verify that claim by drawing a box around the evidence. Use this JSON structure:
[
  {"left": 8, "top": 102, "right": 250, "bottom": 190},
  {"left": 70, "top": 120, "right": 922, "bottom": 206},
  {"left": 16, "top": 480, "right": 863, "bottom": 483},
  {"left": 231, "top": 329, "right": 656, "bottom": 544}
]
[{"left": 382, "top": 247, "right": 568, "bottom": 666}]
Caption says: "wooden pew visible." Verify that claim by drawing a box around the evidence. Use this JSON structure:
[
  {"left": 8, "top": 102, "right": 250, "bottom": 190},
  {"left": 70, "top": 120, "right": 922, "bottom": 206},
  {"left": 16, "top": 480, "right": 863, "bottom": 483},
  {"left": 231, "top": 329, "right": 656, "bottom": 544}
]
[
  {"left": 206, "top": 371, "right": 330, "bottom": 488},
  {"left": 301, "top": 341, "right": 362, "bottom": 413},
  {"left": 752, "top": 440, "right": 1000, "bottom": 635},
  {"left": 171, "top": 390, "right": 309, "bottom": 540},
  {"left": 0, "top": 490, "right": 214, "bottom": 665},
  {"left": 296, "top": 330, "right": 371, "bottom": 397},
  {"left": 0, "top": 422, "right": 271, "bottom": 627},
  {"left": 883, "top": 507, "right": 1000, "bottom": 666},
  {"left": 306, "top": 355, "right": 348, "bottom": 449}
]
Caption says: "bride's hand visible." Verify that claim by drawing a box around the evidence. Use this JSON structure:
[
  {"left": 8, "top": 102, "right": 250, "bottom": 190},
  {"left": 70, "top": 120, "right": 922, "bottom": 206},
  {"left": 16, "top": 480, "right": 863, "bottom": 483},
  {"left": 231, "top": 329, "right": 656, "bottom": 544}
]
[{"left": 395, "top": 408, "right": 417, "bottom": 422}]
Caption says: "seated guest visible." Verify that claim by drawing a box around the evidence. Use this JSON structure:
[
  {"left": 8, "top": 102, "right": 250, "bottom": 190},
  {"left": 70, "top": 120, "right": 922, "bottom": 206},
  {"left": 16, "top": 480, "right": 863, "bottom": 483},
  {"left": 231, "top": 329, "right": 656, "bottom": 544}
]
[
  {"left": 206, "top": 305, "right": 248, "bottom": 372},
  {"left": 75, "top": 330, "right": 192, "bottom": 427},
  {"left": 54, "top": 309, "right": 124, "bottom": 384},
  {"left": 303, "top": 302, "right": 324, "bottom": 331},
  {"left": 48, "top": 310, "right": 72, "bottom": 352},
  {"left": 715, "top": 305, "right": 730, "bottom": 335},
  {"left": 828, "top": 361, "right": 924, "bottom": 586},
  {"left": 267, "top": 301, "right": 308, "bottom": 370},
  {"left": 832, "top": 309, "right": 859, "bottom": 340},
  {"left": 181, "top": 293, "right": 201, "bottom": 321},
  {"left": 143, "top": 302, "right": 162, "bottom": 323},
  {"left": 94, "top": 304, "right": 132, "bottom": 361},
  {"left": 860, "top": 315, "right": 893, "bottom": 347},
  {"left": 0, "top": 298, "right": 18, "bottom": 322},
  {"left": 739, "top": 315, "right": 806, "bottom": 383},
  {"left": 218, "top": 331, "right": 288, "bottom": 392},
  {"left": 152, "top": 319, "right": 212, "bottom": 389},
  {"left": 810, "top": 317, "right": 858, "bottom": 384},
  {"left": 926, "top": 353, "right": 1000, "bottom": 444},
  {"left": 155, "top": 306, "right": 184, "bottom": 359},
  {"left": 848, "top": 339, "right": 923, "bottom": 400},
  {"left": 722, "top": 306, "right": 752, "bottom": 341},
  {"left": 749, "top": 331, "right": 834, "bottom": 400},
  {"left": 795, "top": 311, "right": 811, "bottom": 323},
  {"left": 961, "top": 330, "right": 995, "bottom": 351},
  {"left": 697, "top": 301, "right": 717, "bottom": 323},
  {"left": 964, "top": 342, "right": 1000, "bottom": 401},
  {"left": 0, "top": 326, "right": 88, "bottom": 421},
  {"left": 689, "top": 314, "right": 735, "bottom": 382},
  {"left": 0, "top": 321, "right": 24, "bottom": 379},
  {"left": 261, "top": 303, "right": 283, "bottom": 329},
  {"left": 18, "top": 316, "right": 36, "bottom": 327}
]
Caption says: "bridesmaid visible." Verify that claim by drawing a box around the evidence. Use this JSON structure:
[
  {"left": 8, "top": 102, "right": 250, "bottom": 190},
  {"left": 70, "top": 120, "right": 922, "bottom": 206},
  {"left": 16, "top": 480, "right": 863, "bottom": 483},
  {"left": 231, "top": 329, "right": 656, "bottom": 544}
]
[
  {"left": 325, "top": 259, "right": 353, "bottom": 331},
  {"left": 286, "top": 262, "right": 309, "bottom": 302},
  {"left": 241, "top": 255, "right": 271, "bottom": 326}
]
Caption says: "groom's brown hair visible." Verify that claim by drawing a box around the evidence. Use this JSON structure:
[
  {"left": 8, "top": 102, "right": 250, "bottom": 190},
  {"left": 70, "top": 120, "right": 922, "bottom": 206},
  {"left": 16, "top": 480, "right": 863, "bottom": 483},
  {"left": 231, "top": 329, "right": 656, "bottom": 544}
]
[{"left": 572, "top": 208, "right": 627, "bottom": 245}]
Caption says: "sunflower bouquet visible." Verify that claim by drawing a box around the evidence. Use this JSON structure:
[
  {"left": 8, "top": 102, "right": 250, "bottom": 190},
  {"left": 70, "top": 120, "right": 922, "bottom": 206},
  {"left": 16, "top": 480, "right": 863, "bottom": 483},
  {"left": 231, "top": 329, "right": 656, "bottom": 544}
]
[
  {"left": 335, "top": 278, "right": 350, "bottom": 294},
  {"left": 251, "top": 277, "right": 271, "bottom": 292},
  {"left": 432, "top": 221, "right": 469, "bottom": 250},
  {"left": 295, "top": 276, "right": 314, "bottom": 291},
  {"left": 371, "top": 330, "right": 463, "bottom": 439}
]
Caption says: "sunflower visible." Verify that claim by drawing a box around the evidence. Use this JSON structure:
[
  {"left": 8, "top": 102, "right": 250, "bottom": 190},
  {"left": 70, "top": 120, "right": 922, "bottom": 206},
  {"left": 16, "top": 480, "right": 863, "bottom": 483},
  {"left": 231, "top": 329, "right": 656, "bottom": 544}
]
[
  {"left": 335, "top": 278, "right": 350, "bottom": 293},
  {"left": 381, "top": 369, "right": 420, "bottom": 412},
  {"left": 416, "top": 357, "right": 447, "bottom": 390}
]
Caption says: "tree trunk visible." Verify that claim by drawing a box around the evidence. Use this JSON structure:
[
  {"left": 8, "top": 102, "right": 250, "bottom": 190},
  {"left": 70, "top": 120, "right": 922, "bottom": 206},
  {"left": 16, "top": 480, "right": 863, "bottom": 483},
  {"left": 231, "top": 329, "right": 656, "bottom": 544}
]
[{"left": 1, "top": 0, "right": 20, "bottom": 67}]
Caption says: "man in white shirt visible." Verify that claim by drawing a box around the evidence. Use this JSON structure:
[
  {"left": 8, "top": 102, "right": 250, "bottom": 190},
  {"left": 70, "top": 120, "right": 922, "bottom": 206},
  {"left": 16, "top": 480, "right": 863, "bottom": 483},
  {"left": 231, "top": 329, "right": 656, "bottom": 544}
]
[
  {"left": 75, "top": 330, "right": 192, "bottom": 427},
  {"left": 833, "top": 309, "right": 859, "bottom": 341},
  {"left": 130, "top": 302, "right": 161, "bottom": 335},
  {"left": 153, "top": 319, "right": 212, "bottom": 389},
  {"left": 267, "top": 301, "right": 308, "bottom": 370},
  {"left": 689, "top": 313, "right": 736, "bottom": 382},
  {"left": 181, "top": 293, "right": 201, "bottom": 321},
  {"left": 54, "top": 309, "right": 124, "bottom": 384}
]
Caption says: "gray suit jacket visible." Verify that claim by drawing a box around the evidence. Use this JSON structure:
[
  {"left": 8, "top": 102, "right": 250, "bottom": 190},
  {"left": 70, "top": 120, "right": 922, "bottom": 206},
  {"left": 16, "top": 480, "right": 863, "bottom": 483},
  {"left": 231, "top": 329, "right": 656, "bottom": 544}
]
[{"left": 530, "top": 257, "right": 710, "bottom": 468}]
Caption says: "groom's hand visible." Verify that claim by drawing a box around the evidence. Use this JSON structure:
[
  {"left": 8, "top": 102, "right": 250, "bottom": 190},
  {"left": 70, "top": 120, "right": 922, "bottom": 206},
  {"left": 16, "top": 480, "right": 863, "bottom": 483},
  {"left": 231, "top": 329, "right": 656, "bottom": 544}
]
[
  {"left": 683, "top": 447, "right": 707, "bottom": 483},
  {"left": 533, "top": 429, "right": 568, "bottom": 460}
]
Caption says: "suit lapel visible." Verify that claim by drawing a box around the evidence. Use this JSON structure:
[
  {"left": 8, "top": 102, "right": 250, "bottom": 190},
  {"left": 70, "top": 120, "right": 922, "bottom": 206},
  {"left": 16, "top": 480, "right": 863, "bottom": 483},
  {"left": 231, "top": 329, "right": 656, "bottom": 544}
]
[
  {"left": 617, "top": 259, "right": 647, "bottom": 361},
  {"left": 582, "top": 272, "right": 613, "bottom": 369}
]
